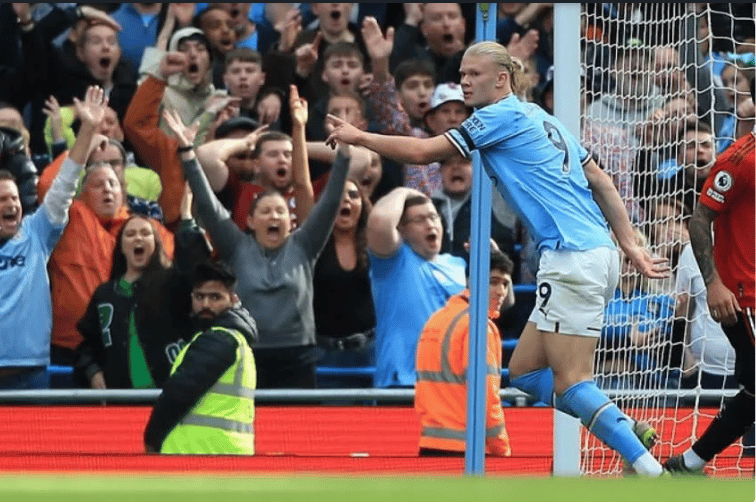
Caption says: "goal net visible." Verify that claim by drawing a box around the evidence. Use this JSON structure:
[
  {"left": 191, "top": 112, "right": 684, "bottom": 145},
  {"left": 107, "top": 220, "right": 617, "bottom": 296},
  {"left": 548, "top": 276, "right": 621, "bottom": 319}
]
[{"left": 579, "top": 3, "right": 754, "bottom": 476}]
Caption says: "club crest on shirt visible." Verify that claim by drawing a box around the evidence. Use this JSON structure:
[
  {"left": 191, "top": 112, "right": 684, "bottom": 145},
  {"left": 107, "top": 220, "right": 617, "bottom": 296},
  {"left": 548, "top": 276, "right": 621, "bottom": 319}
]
[{"left": 713, "top": 171, "right": 733, "bottom": 192}]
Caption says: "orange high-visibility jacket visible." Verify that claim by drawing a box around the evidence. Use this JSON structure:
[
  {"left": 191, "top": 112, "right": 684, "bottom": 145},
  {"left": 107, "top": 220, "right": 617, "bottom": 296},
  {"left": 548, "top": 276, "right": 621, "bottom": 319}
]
[
  {"left": 47, "top": 200, "right": 174, "bottom": 352},
  {"left": 415, "top": 291, "right": 511, "bottom": 456}
]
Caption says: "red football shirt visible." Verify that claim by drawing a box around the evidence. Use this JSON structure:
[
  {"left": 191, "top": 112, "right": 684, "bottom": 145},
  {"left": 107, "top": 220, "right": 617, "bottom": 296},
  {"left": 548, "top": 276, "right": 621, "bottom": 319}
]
[
  {"left": 231, "top": 182, "right": 298, "bottom": 231},
  {"left": 698, "top": 131, "right": 755, "bottom": 309}
]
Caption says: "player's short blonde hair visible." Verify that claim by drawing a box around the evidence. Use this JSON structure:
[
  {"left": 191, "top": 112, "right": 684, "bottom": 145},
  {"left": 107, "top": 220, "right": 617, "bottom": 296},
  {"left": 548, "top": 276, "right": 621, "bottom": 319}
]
[{"left": 463, "top": 41, "right": 526, "bottom": 95}]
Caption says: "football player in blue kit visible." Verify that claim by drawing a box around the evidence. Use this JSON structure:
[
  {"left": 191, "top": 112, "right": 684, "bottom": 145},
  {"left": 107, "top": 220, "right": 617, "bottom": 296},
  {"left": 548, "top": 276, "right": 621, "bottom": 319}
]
[{"left": 326, "top": 40, "right": 670, "bottom": 476}]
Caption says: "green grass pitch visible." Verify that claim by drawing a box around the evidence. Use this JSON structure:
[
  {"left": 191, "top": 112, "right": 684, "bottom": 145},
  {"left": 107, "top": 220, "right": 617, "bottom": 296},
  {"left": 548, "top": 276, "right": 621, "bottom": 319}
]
[{"left": 3, "top": 475, "right": 753, "bottom": 502}]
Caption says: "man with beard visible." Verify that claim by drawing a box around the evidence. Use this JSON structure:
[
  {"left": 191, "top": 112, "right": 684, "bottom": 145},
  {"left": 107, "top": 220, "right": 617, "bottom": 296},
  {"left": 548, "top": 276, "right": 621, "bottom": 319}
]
[{"left": 144, "top": 260, "right": 258, "bottom": 454}]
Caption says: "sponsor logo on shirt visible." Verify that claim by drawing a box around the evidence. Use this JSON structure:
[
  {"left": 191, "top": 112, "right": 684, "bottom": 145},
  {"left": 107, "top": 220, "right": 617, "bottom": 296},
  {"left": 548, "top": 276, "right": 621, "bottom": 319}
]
[
  {"left": 706, "top": 187, "right": 725, "bottom": 204},
  {"left": 463, "top": 116, "right": 486, "bottom": 134},
  {"left": 0, "top": 254, "right": 26, "bottom": 270}
]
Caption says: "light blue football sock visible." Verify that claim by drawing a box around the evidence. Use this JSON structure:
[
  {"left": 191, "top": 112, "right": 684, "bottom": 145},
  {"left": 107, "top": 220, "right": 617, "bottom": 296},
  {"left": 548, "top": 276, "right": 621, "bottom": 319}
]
[
  {"left": 559, "top": 380, "right": 647, "bottom": 464},
  {"left": 510, "top": 368, "right": 575, "bottom": 417}
]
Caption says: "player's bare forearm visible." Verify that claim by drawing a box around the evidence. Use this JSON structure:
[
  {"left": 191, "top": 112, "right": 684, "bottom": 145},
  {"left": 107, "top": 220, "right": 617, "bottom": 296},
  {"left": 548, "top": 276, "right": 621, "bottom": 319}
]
[
  {"left": 326, "top": 115, "right": 458, "bottom": 165},
  {"left": 358, "top": 133, "right": 436, "bottom": 164},
  {"left": 585, "top": 160, "right": 636, "bottom": 249},
  {"left": 689, "top": 203, "right": 718, "bottom": 285},
  {"left": 585, "top": 159, "right": 669, "bottom": 277}
]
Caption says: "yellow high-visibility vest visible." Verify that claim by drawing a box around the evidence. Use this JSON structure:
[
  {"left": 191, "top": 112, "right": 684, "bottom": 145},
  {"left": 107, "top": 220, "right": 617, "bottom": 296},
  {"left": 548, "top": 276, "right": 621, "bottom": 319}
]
[{"left": 161, "top": 326, "right": 256, "bottom": 454}]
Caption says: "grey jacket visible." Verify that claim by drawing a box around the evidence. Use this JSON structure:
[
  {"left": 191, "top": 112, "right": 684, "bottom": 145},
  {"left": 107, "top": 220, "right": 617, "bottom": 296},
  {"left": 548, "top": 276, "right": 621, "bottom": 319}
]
[{"left": 182, "top": 153, "right": 349, "bottom": 349}]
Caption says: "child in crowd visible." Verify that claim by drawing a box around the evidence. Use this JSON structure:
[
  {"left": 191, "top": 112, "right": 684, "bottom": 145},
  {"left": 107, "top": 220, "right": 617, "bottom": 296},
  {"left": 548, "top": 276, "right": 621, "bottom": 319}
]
[
  {"left": 298, "top": 42, "right": 368, "bottom": 143},
  {"left": 307, "top": 91, "right": 383, "bottom": 202},
  {"left": 223, "top": 48, "right": 284, "bottom": 128},
  {"left": 361, "top": 17, "right": 439, "bottom": 195}
]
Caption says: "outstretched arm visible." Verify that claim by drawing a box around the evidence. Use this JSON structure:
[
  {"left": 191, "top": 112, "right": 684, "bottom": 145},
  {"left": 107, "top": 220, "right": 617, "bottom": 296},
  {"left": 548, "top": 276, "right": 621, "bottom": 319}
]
[
  {"left": 42, "top": 86, "right": 107, "bottom": 225},
  {"left": 289, "top": 84, "right": 315, "bottom": 222},
  {"left": 163, "top": 109, "right": 244, "bottom": 260},
  {"left": 583, "top": 157, "right": 669, "bottom": 279},
  {"left": 325, "top": 114, "right": 457, "bottom": 165},
  {"left": 689, "top": 202, "right": 741, "bottom": 326},
  {"left": 361, "top": 16, "right": 394, "bottom": 84}
]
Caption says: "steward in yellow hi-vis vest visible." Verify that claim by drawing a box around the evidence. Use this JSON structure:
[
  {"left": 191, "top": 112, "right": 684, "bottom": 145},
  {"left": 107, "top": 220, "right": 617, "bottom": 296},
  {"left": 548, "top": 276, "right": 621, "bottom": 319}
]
[{"left": 144, "top": 262, "right": 258, "bottom": 454}]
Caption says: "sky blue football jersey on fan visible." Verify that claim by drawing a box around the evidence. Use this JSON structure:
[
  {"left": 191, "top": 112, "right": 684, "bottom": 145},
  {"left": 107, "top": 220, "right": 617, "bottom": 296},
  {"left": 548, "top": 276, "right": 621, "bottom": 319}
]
[
  {"left": 445, "top": 95, "right": 614, "bottom": 252},
  {"left": 0, "top": 208, "right": 64, "bottom": 366}
]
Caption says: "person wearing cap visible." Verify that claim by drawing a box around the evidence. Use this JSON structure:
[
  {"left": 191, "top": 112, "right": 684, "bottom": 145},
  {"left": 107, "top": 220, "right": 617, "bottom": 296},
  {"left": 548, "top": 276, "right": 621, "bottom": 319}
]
[
  {"left": 163, "top": 101, "right": 351, "bottom": 390},
  {"left": 138, "top": 25, "right": 227, "bottom": 136},
  {"left": 423, "top": 82, "right": 471, "bottom": 136},
  {"left": 125, "top": 28, "right": 233, "bottom": 228},
  {"left": 362, "top": 17, "right": 470, "bottom": 197},
  {"left": 194, "top": 114, "right": 268, "bottom": 222}
]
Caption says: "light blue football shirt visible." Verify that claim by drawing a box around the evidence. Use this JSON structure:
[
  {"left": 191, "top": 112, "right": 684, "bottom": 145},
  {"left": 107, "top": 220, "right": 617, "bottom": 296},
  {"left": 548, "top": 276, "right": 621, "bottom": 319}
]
[
  {"left": 369, "top": 244, "right": 466, "bottom": 388},
  {"left": 445, "top": 95, "right": 614, "bottom": 252},
  {"left": 0, "top": 208, "right": 64, "bottom": 366}
]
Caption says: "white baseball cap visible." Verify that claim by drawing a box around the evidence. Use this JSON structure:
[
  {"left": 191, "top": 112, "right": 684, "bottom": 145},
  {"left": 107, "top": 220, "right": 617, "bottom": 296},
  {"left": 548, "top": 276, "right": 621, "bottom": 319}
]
[{"left": 427, "top": 82, "right": 465, "bottom": 115}]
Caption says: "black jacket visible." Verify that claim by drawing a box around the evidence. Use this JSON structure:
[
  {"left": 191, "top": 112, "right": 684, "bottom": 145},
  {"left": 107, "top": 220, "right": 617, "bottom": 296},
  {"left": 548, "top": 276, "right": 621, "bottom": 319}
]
[
  {"left": 75, "top": 278, "right": 187, "bottom": 388},
  {"left": 48, "top": 47, "right": 137, "bottom": 124},
  {"left": 143, "top": 307, "right": 258, "bottom": 451},
  {"left": 0, "top": 21, "right": 47, "bottom": 110},
  {"left": 388, "top": 23, "right": 463, "bottom": 85},
  {"left": 75, "top": 220, "right": 211, "bottom": 388},
  {"left": 432, "top": 190, "right": 516, "bottom": 265}
]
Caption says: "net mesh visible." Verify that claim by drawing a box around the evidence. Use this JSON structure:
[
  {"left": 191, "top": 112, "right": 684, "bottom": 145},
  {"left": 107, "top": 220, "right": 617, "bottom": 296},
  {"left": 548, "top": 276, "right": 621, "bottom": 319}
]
[{"left": 579, "top": 3, "right": 755, "bottom": 476}]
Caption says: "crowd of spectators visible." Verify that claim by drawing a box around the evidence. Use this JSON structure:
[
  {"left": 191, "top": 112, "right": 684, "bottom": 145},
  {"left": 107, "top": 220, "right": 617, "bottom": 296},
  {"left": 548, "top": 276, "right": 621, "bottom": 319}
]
[{"left": 0, "top": 3, "right": 752, "bottom": 392}]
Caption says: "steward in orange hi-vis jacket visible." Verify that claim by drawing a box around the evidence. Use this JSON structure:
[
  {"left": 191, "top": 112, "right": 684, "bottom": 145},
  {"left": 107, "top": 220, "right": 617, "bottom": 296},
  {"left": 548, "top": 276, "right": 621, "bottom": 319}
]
[{"left": 415, "top": 251, "right": 513, "bottom": 457}]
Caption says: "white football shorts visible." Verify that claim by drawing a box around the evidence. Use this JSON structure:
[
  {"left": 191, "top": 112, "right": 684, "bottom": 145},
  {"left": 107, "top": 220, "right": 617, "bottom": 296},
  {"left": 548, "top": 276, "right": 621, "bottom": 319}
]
[{"left": 527, "top": 246, "right": 620, "bottom": 337}]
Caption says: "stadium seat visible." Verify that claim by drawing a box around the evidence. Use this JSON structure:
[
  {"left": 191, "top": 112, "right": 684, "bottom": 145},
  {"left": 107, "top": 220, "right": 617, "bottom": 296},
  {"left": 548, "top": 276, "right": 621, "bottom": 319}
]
[{"left": 48, "top": 365, "right": 75, "bottom": 389}]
